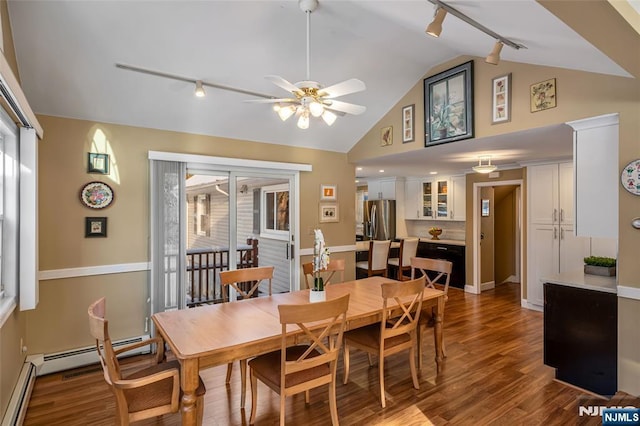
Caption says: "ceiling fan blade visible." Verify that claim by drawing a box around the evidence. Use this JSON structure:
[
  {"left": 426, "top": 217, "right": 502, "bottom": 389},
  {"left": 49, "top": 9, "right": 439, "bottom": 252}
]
[
  {"left": 324, "top": 100, "right": 366, "bottom": 115},
  {"left": 265, "top": 75, "right": 303, "bottom": 95},
  {"left": 244, "top": 98, "right": 297, "bottom": 104},
  {"left": 319, "top": 79, "right": 366, "bottom": 98}
]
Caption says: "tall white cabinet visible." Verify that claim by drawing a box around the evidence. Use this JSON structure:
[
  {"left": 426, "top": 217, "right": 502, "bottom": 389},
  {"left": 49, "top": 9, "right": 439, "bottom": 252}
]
[{"left": 527, "top": 162, "right": 591, "bottom": 306}]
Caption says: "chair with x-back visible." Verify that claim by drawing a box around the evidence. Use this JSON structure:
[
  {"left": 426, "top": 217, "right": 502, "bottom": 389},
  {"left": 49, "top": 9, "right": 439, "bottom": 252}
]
[
  {"left": 88, "top": 297, "right": 206, "bottom": 425},
  {"left": 410, "top": 257, "right": 452, "bottom": 368},
  {"left": 219, "top": 265, "right": 275, "bottom": 408},
  {"left": 302, "top": 258, "right": 345, "bottom": 289}
]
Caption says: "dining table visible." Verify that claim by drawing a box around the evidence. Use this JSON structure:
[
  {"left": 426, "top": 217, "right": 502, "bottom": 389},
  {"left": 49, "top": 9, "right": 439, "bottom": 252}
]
[{"left": 152, "top": 276, "right": 446, "bottom": 425}]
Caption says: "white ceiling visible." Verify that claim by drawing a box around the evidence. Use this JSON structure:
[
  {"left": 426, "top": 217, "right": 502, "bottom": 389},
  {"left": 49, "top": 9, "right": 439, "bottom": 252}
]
[{"left": 7, "top": 0, "right": 632, "bottom": 177}]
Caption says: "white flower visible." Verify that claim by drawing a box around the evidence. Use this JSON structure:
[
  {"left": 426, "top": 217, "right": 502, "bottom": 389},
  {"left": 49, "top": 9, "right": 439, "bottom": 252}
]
[{"left": 313, "top": 229, "right": 330, "bottom": 272}]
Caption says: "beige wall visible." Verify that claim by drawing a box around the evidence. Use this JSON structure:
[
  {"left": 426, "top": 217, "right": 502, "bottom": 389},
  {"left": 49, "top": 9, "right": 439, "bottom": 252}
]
[
  {"left": 494, "top": 186, "right": 518, "bottom": 284},
  {"left": 480, "top": 187, "right": 495, "bottom": 284}
]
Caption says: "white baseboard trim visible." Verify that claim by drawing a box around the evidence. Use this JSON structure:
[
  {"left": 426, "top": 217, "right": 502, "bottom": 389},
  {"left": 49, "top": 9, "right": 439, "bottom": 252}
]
[
  {"left": 522, "top": 300, "right": 543, "bottom": 312},
  {"left": 299, "top": 244, "right": 357, "bottom": 256},
  {"left": 481, "top": 281, "right": 495, "bottom": 291},
  {"left": 618, "top": 285, "right": 640, "bottom": 301},
  {"left": 1, "top": 360, "right": 37, "bottom": 426},
  {"left": 39, "top": 262, "right": 151, "bottom": 281},
  {"left": 502, "top": 275, "right": 519, "bottom": 284}
]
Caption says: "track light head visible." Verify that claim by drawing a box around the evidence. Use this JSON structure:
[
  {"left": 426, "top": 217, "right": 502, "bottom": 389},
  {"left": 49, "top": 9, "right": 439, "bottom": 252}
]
[
  {"left": 426, "top": 7, "right": 447, "bottom": 37},
  {"left": 194, "top": 80, "right": 206, "bottom": 97},
  {"left": 486, "top": 41, "right": 504, "bottom": 65}
]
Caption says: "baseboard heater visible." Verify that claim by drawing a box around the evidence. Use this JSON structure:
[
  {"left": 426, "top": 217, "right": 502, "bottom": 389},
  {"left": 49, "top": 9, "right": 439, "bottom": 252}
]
[
  {"left": 36, "top": 334, "right": 151, "bottom": 377},
  {"left": 1, "top": 360, "right": 37, "bottom": 426}
]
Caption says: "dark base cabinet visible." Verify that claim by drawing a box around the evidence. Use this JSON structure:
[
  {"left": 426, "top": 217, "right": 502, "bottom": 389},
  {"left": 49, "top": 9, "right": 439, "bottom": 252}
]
[
  {"left": 417, "top": 242, "right": 466, "bottom": 288},
  {"left": 544, "top": 283, "right": 617, "bottom": 396}
]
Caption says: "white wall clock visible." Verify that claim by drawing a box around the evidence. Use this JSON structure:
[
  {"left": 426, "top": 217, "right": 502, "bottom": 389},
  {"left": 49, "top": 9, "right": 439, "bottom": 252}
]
[{"left": 80, "top": 181, "right": 114, "bottom": 209}]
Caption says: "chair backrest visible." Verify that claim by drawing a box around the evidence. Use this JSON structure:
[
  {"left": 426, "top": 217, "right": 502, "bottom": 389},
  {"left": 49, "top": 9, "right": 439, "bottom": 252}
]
[
  {"left": 219, "top": 265, "right": 274, "bottom": 301},
  {"left": 277, "top": 293, "right": 350, "bottom": 381},
  {"left": 399, "top": 238, "right": 419, "bottom": 266},
  {"left": 380, "top": 277, "right": 425, "bottom": 340},
  {"left": 410, "top": 257, "right": 453, "bottom": 295},
  {"left": 369, "top": 240, "right": 391, "bottom": 271},
  {"left": 88, "top": 297, "right": 121, "bottom": 385},
  {"left": 301, "top": 258, "right": 346, "bottom": 289}
]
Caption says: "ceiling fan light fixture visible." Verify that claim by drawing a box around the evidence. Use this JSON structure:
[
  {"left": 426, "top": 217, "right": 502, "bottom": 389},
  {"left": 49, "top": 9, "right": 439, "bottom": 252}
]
[
  {"left": 472, "top": 156, "right": 497, "bottom": 174},
  {"left": 322, "top": 110, "right": 337, "bottom": 126},
  {"left": 486, "top": 41, "right": 504, "bottom": 65},
  {"left": 309, "top": 101, "right": 324, "bottom": 117},
  {"left": 297, "top": 111, "right": 310, "bottom": 129},
  {"left": 194, "top": 80, "right": 205, "bottom": 97},
  {"left": 426, "top": 7, "right": 447, "bottom": 37},
  {"left": 277, "top": 105, "right": 295, "bottom": 121}
]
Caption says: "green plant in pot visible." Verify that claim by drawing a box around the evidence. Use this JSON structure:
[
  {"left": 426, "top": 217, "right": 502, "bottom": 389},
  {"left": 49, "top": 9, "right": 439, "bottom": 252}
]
[
  {"left": 583, "top": 256, "right": 616, "bottom": 276},
  {"left": 430, "top": 102, "right": 452, "bottom": 138}
]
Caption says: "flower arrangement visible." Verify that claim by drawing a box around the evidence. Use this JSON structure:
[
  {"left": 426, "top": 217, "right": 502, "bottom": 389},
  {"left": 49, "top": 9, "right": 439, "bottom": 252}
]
[{"left": 313, "top": 229, "right": 330, "bottom": 291}]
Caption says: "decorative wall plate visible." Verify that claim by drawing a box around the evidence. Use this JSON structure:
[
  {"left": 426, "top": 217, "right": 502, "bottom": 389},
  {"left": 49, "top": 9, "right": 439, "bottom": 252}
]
[
  {"left": 80, "top": 181, "right": 114, "bottom": 209},
  {"left": 621, "top": 159, "right": 640, "bottom": 196}
]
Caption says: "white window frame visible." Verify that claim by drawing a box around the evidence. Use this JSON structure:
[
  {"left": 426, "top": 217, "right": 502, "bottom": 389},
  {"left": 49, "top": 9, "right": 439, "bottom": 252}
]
[{"left": 260, "top": 183, "right": 289, "bottom": 241}]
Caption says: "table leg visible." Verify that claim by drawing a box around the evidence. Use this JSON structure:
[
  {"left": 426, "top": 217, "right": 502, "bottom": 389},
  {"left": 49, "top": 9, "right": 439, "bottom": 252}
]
[
  {"left": 180, "top": 358, "right": 200, "bottom": 426},
  {"left": 433, "top": 295, "right": 444, "bottom": 373}
]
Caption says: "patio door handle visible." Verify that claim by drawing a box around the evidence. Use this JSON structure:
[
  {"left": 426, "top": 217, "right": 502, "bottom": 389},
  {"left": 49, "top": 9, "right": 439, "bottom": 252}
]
[{"left": 285, "top": 243, "right": 290, "bottom": 260}]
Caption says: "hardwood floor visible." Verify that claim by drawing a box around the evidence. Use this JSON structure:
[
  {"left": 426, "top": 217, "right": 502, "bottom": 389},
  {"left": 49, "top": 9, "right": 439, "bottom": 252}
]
[{"left": 24, "top": 283, "right": 634, "bottom": 425}]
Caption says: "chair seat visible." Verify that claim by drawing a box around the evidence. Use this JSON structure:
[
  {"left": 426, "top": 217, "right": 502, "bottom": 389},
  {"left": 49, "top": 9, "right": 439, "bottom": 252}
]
[
  {"left": 249, "top": 345, "right": 330, "bottom": 389},
  {"left": 344, "top": 323, "right": 411, "bottom": 350},
  {"left": 355, "top": 261, "right": 369, "bottom": 270},
  {"left": 387, "top": 257, "right": 400, "bottom": 267},
  {"left": 124, "top": 360, "right": 206, "bottom": 413}
]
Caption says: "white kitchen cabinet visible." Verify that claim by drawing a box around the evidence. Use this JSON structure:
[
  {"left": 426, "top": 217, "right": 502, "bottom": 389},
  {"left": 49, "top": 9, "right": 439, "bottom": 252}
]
[
  {"left": 366, "top": 178, "right": 398, "bottom": 200},
  {"left": 527, "top": 162, "right": 590, "bottom": 306},
  {"left": 403, "top": 175, "right": 466, "bottom": 221},
  {"left": 449, "top": 175, "right": 466, "bottom": 221},
  {"left": 404, "top": 178, "right": 422, "bottom": 219}
]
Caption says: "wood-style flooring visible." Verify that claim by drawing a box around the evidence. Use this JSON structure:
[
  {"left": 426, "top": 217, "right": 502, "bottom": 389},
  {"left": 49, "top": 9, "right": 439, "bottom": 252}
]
[{"left": 24, "top": 283, "right": 636, "bottom": 425}]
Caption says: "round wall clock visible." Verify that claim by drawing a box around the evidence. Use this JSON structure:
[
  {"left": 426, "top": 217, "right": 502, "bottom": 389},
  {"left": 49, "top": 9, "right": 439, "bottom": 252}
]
[
  {"left": 621, "top": 159, "right": 640, "bottom": 196},
  {"left": 80, "top": 181, "right": 114, "bottom": 209}
]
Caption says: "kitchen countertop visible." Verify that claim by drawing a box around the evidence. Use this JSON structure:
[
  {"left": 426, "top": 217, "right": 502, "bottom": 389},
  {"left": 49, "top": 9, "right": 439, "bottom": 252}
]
[
  {"left": 543, "top": 269, "right": 617, "bottom": 294},
  {"left": 418, "top": 238, "right": 466, "bottom": 246}
]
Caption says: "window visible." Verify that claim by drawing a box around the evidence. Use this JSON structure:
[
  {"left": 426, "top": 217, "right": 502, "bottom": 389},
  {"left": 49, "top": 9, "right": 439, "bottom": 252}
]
[{"left": 260, "top": 184, "right": 289, "bottom": 240}]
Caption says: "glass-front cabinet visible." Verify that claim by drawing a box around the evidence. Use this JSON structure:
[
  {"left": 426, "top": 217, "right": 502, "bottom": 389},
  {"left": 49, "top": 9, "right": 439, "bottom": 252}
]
[
  {"left": 437, "top": 180, "right": 448, "bottom": 218},
  {"left": 422, "top": 181, "right": 433, "bottom": 218},
  {"left": 405, "top": 176, "right": 465, "bottom": 221}
]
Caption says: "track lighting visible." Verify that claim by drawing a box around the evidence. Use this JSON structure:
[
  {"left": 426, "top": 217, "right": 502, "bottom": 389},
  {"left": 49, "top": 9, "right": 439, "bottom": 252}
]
[
  {"left": 486, "top": 41, "right": 504, "bottom": 65},
  {"left": 194, "top": 80, "right": 205, "bottom": 97},
  {"left": 426, "top": 7, "right": 447, "bottom": 37},
  {"left": 472, "top": 156, "right": 497, "bottom": 174}
]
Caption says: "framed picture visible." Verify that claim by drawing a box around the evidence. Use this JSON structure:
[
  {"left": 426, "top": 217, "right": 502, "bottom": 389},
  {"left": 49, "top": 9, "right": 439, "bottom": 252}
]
[
  {"left": 530, "top": 78, "right": 557, "bottom": 112},
  {"left": 491, "top": 73, "right": 511, "bottom": 124},
  {"left": 424, "top": 60, "right": 474, "bottom": 146},
  {"left": 481, "top": 199, "right": 490, "bottom": 217},
  {"left": 80, "top": 181, "right": 114, "bottom": 209},
  {"left": 320, "top": 184, "right": 337, "bottom": 201},
  {"left": 381, "top": 126, "right": 393, "bottom": 146},
  {"left": 85, "top": 217, "right": 107, "bottom": 237},
  {"left": 319, "top": 203, "right": 339, "bottom": 223},
  {"left": 87, "top": 153, "right": 109, "bottom": 174},
  {"left": 402, "top": 104, "right": 415, "bottom": 143}
]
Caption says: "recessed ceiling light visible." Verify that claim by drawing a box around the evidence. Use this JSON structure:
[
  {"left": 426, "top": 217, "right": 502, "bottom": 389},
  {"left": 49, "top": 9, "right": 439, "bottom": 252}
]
[
  {"left": 356, "top": 167, "right": 363, "bottom": 171},
  {"left": 379, "top": 169, "right": 385, "bottom": 173},
  {"left": 430, "top": 171, "right": 438, "bottom": 175},
  {"left": 355, "top": 179, "right": 360, "bottom": 183}
]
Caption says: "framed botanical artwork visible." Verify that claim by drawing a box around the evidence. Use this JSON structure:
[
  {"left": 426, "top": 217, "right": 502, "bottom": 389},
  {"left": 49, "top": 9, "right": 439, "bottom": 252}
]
[
  {"left": 319, "top": 203, "right": 339, "bottom": 223},
  {"left": 402, "top": 104, "right": 415, "bottom": 143},
  {"left": 87, "top": 153, "right": 109, "bottom": 174},
  {"left": 530, "top": 78, "right": 556, "bottom": 112},
  {"left": 381, "top": 126, "right": 393, "bottom": 146},
  {"left": 424, "top": 60, "right": 474, "bottom": 146},
  {"left": 85, "top": 217, "right": 107, "bottom": 237},
  {"left": 320, "top": 184, "right": 337, "bottom": 201},
  {"left": 491, "top": 73, "right": 511, "bottom": 124}
]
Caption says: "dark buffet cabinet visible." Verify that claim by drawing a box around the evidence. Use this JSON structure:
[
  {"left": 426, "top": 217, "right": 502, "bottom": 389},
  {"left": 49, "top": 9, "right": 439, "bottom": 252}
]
[
  {"left": 543, "top": 282, "right": 617, "bottom": 396},
  {"left": 417, "top": 242, "right": 465, "bottom": 289}
]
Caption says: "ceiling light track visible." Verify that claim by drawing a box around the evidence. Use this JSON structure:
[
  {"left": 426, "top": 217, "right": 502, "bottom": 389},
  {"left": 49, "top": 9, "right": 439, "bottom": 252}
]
[
  {"left": 426, "top": 0, "right": 527, "bottom": 51},
  {"left": 115, "top": 63, "right": 274, "bottom": 99}
]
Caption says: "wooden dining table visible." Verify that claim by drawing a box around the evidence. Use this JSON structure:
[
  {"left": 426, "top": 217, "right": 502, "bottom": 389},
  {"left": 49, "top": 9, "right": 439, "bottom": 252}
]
[{"left": 152, "top": 276, "right": 446, "bottom": 425}]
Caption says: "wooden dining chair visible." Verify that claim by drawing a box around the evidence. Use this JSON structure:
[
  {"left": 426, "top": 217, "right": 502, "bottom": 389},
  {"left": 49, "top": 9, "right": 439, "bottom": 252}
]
[
  {"left": 88, "top": 298, "right": 205, "bottom": 425},
  {"left": 302, "top": 258, "right": 345, "bottom": 289},
  {"left": 355, "top": 240, "right": 391, "bottom": 277},
  {"left": 410, "top": 257, "right": 453, "bottom": 367},
  {"left": 342, "top": 277, "right": 425, "bottom": 408},
  {"left": 219, "top": 265, "right": 275, "bottom": 408},
  {"left": 387, "top": 237, "right": 419, "bottom": 281},
  {"left": 248, "top": 293, "right": 350, "bottom": 426}
]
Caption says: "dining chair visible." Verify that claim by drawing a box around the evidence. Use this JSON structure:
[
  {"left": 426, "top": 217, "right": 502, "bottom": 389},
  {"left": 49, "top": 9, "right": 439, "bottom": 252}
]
[
  {"left": 302, "top": 258, "right": 346, "bottom": 289},
  {"left": 387, "top": 237, "right": 419, "bottom": 281},
  {"left": 355, "top": 240, "right": 391, "bottom": 278},
  {"left": 88, "top": 297, "right": 206, "bottom": 425},
  {"left": 342, "top": 276, "right": 425, "bottom": 408},
  {"left": 410, "top": 257, "right": 453, "bottom": 368},
  {"left": 219, "top": 265, "right": 275, "bottom": 408},
  {"left": 248, "top": 293, "right": 350, "bottom": 426}
]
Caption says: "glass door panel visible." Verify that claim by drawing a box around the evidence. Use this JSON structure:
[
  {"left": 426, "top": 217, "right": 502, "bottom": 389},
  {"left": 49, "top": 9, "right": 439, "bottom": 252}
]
[
  {"left": 437, "top": 180, "right": 448, "bottom": 218},
  {"left": 422, "top": 181, "right": 433, "bottom": 218}
]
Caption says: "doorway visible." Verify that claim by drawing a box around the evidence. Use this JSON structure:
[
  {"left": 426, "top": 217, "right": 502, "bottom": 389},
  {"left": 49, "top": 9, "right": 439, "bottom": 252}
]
[{"left": 472, "top": 180, "right": 523, "bottom": 300}]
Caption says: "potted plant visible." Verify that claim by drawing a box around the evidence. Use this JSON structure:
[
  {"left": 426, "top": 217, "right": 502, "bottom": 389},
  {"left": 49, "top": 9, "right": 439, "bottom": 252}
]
[
  {"left": 583, "top": 256, "right": 616, "bottom": 277},
  {"left": 430, "top": 103, "right": 451, "bottom": 138}
]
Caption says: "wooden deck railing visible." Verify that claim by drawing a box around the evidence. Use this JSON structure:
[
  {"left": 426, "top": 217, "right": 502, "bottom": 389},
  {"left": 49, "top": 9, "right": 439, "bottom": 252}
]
[{"left": 186, "top": 238, "right": 259, "bottom": 307}]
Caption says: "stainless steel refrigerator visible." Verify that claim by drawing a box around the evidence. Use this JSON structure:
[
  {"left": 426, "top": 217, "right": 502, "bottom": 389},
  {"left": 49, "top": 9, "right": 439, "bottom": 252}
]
[{"left": 363, "top": 200, "right": 396, "bottom": 241}]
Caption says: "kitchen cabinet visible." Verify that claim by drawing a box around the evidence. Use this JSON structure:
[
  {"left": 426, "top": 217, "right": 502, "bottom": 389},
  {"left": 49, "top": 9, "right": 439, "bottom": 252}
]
[
  {"left": 404, "top": 176, "right": 465, "bottom": 221},
  {"left": 366, "top": 178, "right": 398, "bottom": 200},
  {"left": 417, "top": 241, "right": 465, "bottom": 288},
  {"left": 527, "top": 162, "right": 590, "bottom": 306},
  {"left": 449, "top": 175, "right": 466, "bottom": 221}
]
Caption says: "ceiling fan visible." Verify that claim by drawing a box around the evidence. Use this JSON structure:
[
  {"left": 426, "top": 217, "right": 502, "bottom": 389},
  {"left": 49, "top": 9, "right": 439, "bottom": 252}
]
[{"left": 245, "top": 0, "right": 366, "bottom": 129}]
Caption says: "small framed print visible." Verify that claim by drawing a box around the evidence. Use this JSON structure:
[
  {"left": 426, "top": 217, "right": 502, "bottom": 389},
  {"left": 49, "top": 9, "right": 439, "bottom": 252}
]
[
  {"left": 530, "top": 78, "right": 557, "bottom": 112},
  {"left": 402, "top": 104, "right": 415, "bottom": 142},
  {"left": 88, "top": 153, "right": 109, "bottom": 174},
  {"left": 491, "top": 73, "right": 511, "bottom": 124},
  {"left": 381, "top": 126, "right": 393, "bottom": 146},
  {"left": 481, "top": 199, "right": 490, "bottom": 217},
  {"left": 320, "top": 184, "right": 337, "bottom": 201},
  {"left": 85, "top": 217, "right": 107, "bottom": 237},
  {"left": 319, "top": 203, "right": 339, "bottom": 223}
]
